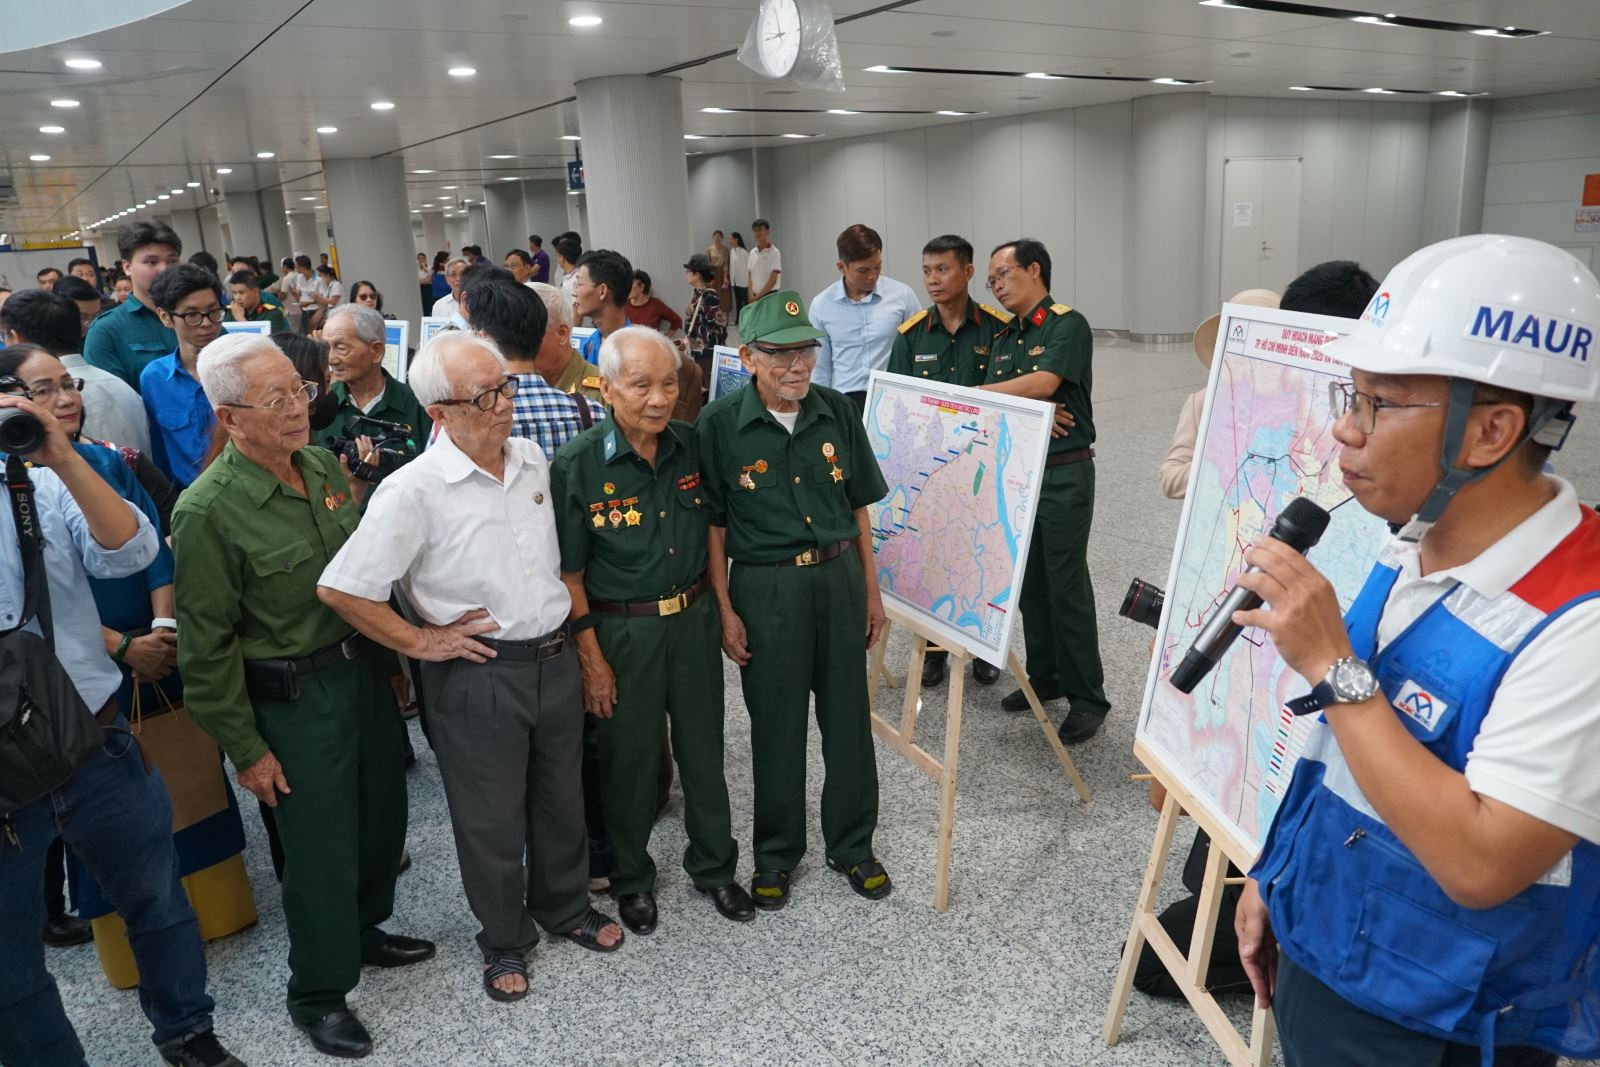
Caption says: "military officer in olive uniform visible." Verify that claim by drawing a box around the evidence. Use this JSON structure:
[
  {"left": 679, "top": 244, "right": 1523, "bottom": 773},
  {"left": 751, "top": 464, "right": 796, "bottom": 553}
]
[
  {"left": 698, "top": 291, "right": 892, "bottom": 909},
  {"left": 552, "top": 327, "right": 752, "bottom": 935},
  {"left": 979, "top": 238, "right": 1110, "bottom": 744},
  {"left": 174, "top": 334, "right": 431, "bottom": 1060}
]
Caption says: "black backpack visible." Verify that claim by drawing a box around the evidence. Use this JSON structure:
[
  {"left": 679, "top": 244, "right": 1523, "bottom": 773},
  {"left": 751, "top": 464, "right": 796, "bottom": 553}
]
[{"left": 0, "top": 456, "right": 104, "bottom": 818}]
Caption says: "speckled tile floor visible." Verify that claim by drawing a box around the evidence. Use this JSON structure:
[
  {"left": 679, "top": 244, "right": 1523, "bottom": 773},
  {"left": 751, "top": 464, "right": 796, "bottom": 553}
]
[{"left": 50, "top": 340, "right": 1600, "bottom": 1066}]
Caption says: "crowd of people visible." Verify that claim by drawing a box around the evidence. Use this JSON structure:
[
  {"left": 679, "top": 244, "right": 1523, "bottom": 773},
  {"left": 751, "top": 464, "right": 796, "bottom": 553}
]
[{"left": 1, "top": 203, "right": 1596, "bottom": 1067}]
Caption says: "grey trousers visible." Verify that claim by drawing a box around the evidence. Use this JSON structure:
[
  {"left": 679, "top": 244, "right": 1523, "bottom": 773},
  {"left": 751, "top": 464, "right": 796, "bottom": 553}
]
[{"left": 421, "top": 644, "right": 589, "bottom": 956}]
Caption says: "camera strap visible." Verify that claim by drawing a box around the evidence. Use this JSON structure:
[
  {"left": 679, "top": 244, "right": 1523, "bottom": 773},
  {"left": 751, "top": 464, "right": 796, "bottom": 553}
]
[{"left": 4, "top": 454, "right": 54, "bottom": 646}]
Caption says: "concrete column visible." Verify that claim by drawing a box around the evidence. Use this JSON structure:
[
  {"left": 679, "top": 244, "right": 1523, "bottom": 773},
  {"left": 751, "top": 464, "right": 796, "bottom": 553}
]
[
  {"left": 1128, "top": 93, "right": 1209, "bottom": 341},
  {"left": 1421, "top": 100, "right": 1491, "bottom": 246},
  {"left": 286, "top": 213, "right": 318, "bottom": 259},
  {"left": 224, "top": 189, "right": 268, "bottom": 264},
  {"left": 420, "top": 211, "right": 448, "bottom": 258},
  {"left": 165, "top": 208, "right": 205, "bottom": 262},
  {"left": 566, "top": 192, "right": 588, "bottom": 240},
  {"left": 575, "top": 74, "right": 692, "bottom": 310},
  {"left": 323, "top": 156, "right": 417, "bottom": 327},
  {"left": 197, "top": 205, "right": 225, "bottom": 258},
  {"left": 483, "top": 181, "right": 525, "bottom": 258},
  {"left": 259, "top": 188, "right": 293, "bottom": 265},
  {"left": 522, "top": 180, "right": 568, "bottom": 246}
]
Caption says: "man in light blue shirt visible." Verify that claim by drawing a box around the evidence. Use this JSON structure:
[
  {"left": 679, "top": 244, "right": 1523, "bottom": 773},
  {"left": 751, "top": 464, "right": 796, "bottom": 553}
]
[
  {"left": 0, "top": 395, "right": 247, "bottom": 1067},
  {"left": 810, "top": 223, "right": 923, "bottom": 413}
]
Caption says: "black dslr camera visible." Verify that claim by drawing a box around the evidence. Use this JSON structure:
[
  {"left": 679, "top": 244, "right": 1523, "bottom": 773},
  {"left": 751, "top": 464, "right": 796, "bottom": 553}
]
[
  {"left": 325, "top": 415, "right": 416, "bottom": 485},
  {"left": 1119, "top": 578, "right": 1165, "bottom": 630}
]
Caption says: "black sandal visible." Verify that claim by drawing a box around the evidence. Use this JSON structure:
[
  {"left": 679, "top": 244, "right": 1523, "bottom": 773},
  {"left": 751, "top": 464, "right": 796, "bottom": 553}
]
[
  {"left": 826, "top": 856, "right": 892, "bottom": 900},
  {"left": 482, "top": 950, "right": 529, "bottom": 1003},
  {"left": 563, "top": 908, "right": 624, "bottom": 954},
  {"left": 750, "top": 869, "right": 791, "bottom": 910}
]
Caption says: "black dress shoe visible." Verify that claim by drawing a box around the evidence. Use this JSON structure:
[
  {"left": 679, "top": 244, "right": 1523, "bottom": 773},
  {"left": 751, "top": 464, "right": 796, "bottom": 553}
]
[
  {"left": 42, "top": 915, "right": 93, "bottom": 947},
  {"left": 618, "top": 891, "right": 658, "bottom": 935},
  {"left": 359, "top": 933, "right": 436, "bottom": 968},
  {"left": 696, "top": 882, "right": 756, "bottom": 922},
  {"left": 1001, "top": 683, "right": 1063, "bottom": 711},
  {"left": 1057, "top": 706, "right": 1108, "bottom": 745},
  {"left": 295, "top": 1010, "right": 371, "bottom": 1059},
  {"left": 971, "top": 659, "right": 1001, "bottom": 685},
  {"left": 920, "top": 652, "right": 947, "bottom": 688}
]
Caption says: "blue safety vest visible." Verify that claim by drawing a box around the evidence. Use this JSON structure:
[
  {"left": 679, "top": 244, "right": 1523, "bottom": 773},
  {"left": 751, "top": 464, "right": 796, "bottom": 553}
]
[{"left": 1252, "top": 508, "right": 1600, "bottom": 1064}]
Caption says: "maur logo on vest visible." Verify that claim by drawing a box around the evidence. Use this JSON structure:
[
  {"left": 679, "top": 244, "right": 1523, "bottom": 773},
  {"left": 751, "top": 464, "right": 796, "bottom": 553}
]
[
  {"left": 1466, "top": 302, "right": 1594, "bottom": 364},
  {"left": 1393, "top": 679, "right": 1447, "bottom": 731}
]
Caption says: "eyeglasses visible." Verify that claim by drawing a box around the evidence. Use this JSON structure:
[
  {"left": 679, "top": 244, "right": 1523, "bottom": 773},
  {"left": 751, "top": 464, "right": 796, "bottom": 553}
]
[
  {"left": 750, "top": 345, "right": 818, "bottom": 370},
  {"left": 984, "top": 265, "right": 1019, "bottom": 291},
  {"left": 435, "top": 375, "right": 518, "bottom": 411},
  {"left": 1328, "top": 381, "right": 1493, "bottom": 435},
  {"left": 223, "top": 381, "right": 319, "bottom": 414},
  {"left": 23, "top": 378, "right": 85, "bottom": 403},
  {"left": 172, "top": 307, "right": 227, "bottom": 327}
]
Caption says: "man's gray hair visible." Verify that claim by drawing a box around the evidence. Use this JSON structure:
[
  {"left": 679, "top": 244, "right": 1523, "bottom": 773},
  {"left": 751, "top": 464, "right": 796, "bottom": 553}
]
[
  {"left": 409, "top": 330, "right": 506, "bottom": 407},
  {"left": 528, "top": 281, "right": 572, "bottom": 329},
  {"left": 446, "top": 257, "right": 468, "bottom": 271},
  {"left": 197, "top": 333, "right": 281, "bottom": 407},
  {"left": 325, "top": 302, "right": 386, "bottom": 344},
  {"left": 599, "top": 325, "right": 679, "bottom": 381}
]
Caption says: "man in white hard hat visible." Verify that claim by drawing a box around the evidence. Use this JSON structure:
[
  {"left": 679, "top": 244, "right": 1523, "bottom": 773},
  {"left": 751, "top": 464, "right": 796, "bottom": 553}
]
[{"left": 1231, "top": 234, "right": 1600, "bottom": 1066}]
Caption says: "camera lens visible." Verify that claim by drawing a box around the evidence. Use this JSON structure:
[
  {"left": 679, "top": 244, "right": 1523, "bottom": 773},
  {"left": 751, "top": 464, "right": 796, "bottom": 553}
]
[
  {"left": 1119, "top": 578, "right": 1166, "bottom": 630},
  {"left": 0, "top": 408, "right": 46, "bottom": 454}
]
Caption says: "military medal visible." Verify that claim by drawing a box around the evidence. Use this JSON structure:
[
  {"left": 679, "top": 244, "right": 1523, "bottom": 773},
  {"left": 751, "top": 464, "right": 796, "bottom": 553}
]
[
  {"left": 1029, "top": 345, "right": 1045, "bottom": 356},
  {"left": 609, "top": 508, "right": 623, "bottom": 527},
  {"left": 624, "top": 507, "right": 642, "bottom": 527},
  {"left": 592, "top": 512, "right": 605, "bottom": 528},
  {"left": 603, "top": 482, "right": 615, "bottom": 494},
  {"left": 739, "top": 472, "right": 756, "bottom": 491},
  {"left": 324, "top": 495, "right": 337, "bottom": 511},
  {"left": 830, "top": 467, "right": 843, "bottom": 483},
  {"left": 754, "top": 459, "right": 768, "bottom": 473}
]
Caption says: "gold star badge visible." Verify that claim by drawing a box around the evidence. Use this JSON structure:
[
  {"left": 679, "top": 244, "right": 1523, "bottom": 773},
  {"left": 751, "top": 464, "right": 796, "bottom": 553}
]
[
  {"left": 592, "top": 512, "right": 606, "bottom": 528},
  {"left": 624, "top": 507, "right": 642, "bottom": 527},
  {"left": 830, "top": 466, "right": 843, "bottom": 483},
  {"left": 784, "top": 300, "right": 800, "bottom": 316}
]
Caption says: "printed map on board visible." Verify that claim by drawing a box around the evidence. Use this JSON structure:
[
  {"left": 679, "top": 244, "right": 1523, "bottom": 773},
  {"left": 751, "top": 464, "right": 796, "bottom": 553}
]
[
  {"left": 865, "top": 373, "right": 1051, "bottom": 662},
  {"left": 1139, "top": 312, "right": 1389, "bottom": 857}
]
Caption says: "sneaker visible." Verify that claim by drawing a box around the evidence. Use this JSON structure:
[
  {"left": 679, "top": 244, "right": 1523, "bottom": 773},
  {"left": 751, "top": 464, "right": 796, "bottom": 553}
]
[{"left": 157, "top": 1029, "right": 245, "bottom": 1067}]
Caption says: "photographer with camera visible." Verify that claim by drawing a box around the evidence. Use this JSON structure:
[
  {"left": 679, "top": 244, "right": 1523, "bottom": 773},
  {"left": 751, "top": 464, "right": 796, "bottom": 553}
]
[
  {"left": 320, "top": 305, "right": 428, "bottom": 483},
  {"left": 0, "top": 391, "right": 247, "bottom": 1066}
]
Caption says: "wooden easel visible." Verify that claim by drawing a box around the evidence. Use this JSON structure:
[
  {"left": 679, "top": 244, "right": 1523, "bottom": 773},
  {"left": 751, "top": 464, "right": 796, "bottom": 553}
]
[
  {"left": 1101, "top": 738, "right": 1276, "bottom": 1066},
  {"left": 867, "top": 602, "right": 1092, "bottom": 912}
]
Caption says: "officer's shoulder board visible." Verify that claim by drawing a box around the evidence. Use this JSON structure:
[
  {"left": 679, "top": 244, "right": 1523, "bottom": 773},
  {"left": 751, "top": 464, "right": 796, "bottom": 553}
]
[
  {"left": 978, "top": 302, "right": 1013, "bottom": 324},
  {"left": 1050, "top": 303, "right": 1073, "bottom": 316},
  {"left": 582, "top": 374, "right": 602, "bottom": 391},
  {"left": 898, "top": 308, "right": 929, "bottom": 334}
]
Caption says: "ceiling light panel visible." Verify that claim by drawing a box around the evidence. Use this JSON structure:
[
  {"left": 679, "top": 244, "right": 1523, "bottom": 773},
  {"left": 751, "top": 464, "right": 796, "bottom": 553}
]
[{"left": 1195, "top": 0, "right": 1545, "bottom": 37}]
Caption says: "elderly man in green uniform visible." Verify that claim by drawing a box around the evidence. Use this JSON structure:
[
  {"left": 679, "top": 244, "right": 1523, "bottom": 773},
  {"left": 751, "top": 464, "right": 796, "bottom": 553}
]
[
  {"left": 979, "top": 238, "right": 1110, "bottom": 744},
  {"left": 698, "top": 291, "right": 892, "bottom": 909},
  {"left": 552, "top": 326, "right": 752, "bottom": 935},
  {"left": 173, "top": 333, "right": 432, "bottom": 1060},
  {"left": 320, "top": 304, "right": 430, "bottom": 457}
]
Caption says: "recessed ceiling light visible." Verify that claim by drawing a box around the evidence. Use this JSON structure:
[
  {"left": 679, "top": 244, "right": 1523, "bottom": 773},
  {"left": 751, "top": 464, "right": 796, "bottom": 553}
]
[
  {"left": 500, "top": 176, "right": 519, "bottom": 180},
  {"left": 29, "top": 154, "right": 49, "bottom": 161},
  {"left": 170, "top": 188, "right": 183, "bottom": 194},
  {"left": 256, "top": 151, "right": 275, "bottom": 158},
  {"left": 157, "top": 194, "right": 170, "bottom": 200},
  {"left": 448, "top": 66, "right": 477, "bottom": 77},
  {"left": 442, "top": 184, "right": 459, "bottom": 189},
  {"left": 39, "top": 125, "right": 65, "bottom": 134},
  {"left": 683, "top": 134, "right": 706, "bottom": 140},
  {"left": 1288, "top": 85, "right": 1315, "bottom": 91},
  {"left": 300, "top": 196, "right": 319, "bottom": 201},
  {"left": 216, "top": 167, "right": 232, "bottom": 174},
  {"left": 317, "top": 126, "right": 337, "bottom": 134},
  {"left": 50, "top": 99, "right": 79, "bottom": 108},
  {"left": 411, "top": 210, "right": 420, "bottom": 214},
  {"left": 1023, "top": 72, "right": 1064, "bottom": 80},
  {"left": 371, "top": 101, "right": 396, "bottom": 110},
  {"left": 64, "top": 58, "right": 101, "bottom": 69},
  {"left": 186, "top": 181, "right": 201, "bottom": 187},
  {"left": 490, "top": 154, "right": 521, "bottom": 159},
  {"left": 827, "top": 109, "right": 859, "bottom": 115},
  {"left": 412, "top": 169, "right": 436, "bottom": 174},
  {"left": 568, "top": 15, "right": 602, "bottom": 27},
  {"left": 936, "top": 110, "right": 975, "bottom": 116},
  {"left": 780, "top": 133, "right": 813, "bottom": 139},
  {"left": 145, "top": 199, "right": 156, "bottom": 205},
  {"left": 1363, "top": 87, "right": 1395, "bottom": 93}
]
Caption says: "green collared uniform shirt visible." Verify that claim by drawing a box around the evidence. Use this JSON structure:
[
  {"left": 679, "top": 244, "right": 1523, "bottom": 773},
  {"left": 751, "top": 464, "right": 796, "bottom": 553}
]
[
  {"left": 552, "top": 417, "right": 708, "bottom": 602},
  {"left": 696, "top": 382, "right": 887, "bottom": 564},
  {"left": 551, "top": 348, "right": 605, "bottom": 404},
  {"left": 886, "top": 300, "right": 1011, "bottom": 387},
  {"left": 82, "top": 295, "right": 179, "bottom": 392},
  {"left": 172, "top": 442, "right": 364, "bottom": 770},
  {"left": 983, "top": 295, "right": 1097, "bottom": 455},
  {"left": 243, "top": 297, "right": 291, "bottom": 335},
  {"left": 321, "top": 370, "right": 432, "bottom": 455}
]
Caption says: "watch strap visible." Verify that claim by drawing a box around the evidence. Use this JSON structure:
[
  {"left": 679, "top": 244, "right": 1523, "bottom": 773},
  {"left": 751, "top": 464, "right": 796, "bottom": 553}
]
[{"left": 1287, "top": 681, "right": 1335, "bottom": 717}]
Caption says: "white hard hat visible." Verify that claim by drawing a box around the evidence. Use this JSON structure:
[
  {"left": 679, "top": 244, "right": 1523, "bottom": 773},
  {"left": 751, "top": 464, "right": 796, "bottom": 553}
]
[{"left": 1325, "top": 234, "right": 1600, "bottom": 403}]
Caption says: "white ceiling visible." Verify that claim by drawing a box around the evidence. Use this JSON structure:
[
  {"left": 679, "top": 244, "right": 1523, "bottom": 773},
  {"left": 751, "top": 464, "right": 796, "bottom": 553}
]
[{"left": 2, "top": 0, "right": 1597, "bottom": 240}]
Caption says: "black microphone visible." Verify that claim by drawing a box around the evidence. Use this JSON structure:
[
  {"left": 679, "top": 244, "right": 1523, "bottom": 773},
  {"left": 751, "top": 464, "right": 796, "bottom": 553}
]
[{"left": 1168, "top": 497, "right": 1331, "bottom": 694}]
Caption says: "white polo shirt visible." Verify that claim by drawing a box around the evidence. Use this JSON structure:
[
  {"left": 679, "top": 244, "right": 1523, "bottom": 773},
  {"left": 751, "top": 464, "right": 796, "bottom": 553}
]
[
  {"left": 318, "top": 432, "right": 571, "bottom": 640},
  {"left": 1373, "top": 477, "right": 1600, "bottom": 843},
  {"left": 747, "top": 244, "right": 781, "bottom": 296}
]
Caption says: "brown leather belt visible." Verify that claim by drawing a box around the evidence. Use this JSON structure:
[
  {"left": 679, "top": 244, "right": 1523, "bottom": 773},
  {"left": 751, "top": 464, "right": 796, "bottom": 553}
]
[
  {"left": 1046, "top": 447, "right": 1095, "bottom": 467},
  {"left": 590, "top": 574, "right": 709, "bottom": 618},
  {"left": 774, "top": 538, "right": 851, "bottom": 568}
]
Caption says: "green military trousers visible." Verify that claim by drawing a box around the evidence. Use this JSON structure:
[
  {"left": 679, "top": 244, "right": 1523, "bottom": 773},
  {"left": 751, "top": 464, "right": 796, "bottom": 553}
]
[
  {"left": 594, "top": 593, "right": 737, "bottom": 896},
  {"left": 1020, "top": 459, "right": 1111, "bottom": 719},
  {"left": 729, "top": 549, "right": 878, "bottom": 873},
  {"left": 252, "top": 649, "right": 407, "bottom": 1025}
]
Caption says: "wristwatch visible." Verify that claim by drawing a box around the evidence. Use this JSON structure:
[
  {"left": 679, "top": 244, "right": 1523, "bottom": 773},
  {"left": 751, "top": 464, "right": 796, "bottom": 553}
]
[{"left": 1287, "top": 656, "right": 1378, "bottom": 716}]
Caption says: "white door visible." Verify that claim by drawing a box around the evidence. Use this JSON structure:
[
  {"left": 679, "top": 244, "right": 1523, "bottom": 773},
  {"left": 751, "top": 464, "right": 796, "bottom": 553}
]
[{"left": 1221, "top": 157, "right": 1302, "bottom": 301}]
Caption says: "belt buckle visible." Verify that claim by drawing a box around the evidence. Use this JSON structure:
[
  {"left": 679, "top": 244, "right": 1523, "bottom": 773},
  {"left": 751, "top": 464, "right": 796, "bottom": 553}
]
[
  {"left": 538, "top": 632, "right": 566, "bottom": 661},
  {"left": 339, "top": 634, "right": 362, "bottom": 660},
  {"left": 795, "top": 548, "right": 818, "bottom": 566},
  {"left": 658, "top": 592, "right": 686, "bottom": 617}
]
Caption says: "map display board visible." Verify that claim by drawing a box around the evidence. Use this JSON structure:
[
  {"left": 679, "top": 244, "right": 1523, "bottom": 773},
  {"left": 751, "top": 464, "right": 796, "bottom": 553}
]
[
  {"left": 709, "top": 345, "right": 750, "bottom": 401},
  {"left": 384, "top": 320, "right": 410, "bottom": 382},
  {"left": 1137, "top": 305, "right": 1389, "bottom": 862},
  {"left": 418, "top": 317, "right": 453, "bottom": 347},
  {"left": 864, "top": 371, "right": 1053, "bottom": 662},
  {"left": 220, "top": 321, "right": 270, "bottom": 336}
]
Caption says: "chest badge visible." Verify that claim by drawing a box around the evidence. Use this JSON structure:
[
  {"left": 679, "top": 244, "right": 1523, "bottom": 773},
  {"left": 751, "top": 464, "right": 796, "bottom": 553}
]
[
  {"left": 534, "top": 493, "right": 544, "bottom": 505},
  {"left": 1028, "top": 345, "right": 1045, "bottom": 356},
  {"left": 821, "top": 442, "right": 835, "bottom": 460},
  {"left": 972, "top": 346, "right": 989, "bottom": 355},
  {"left": 830, "top": 466, "right": 843, "bottom": 483},
  {"left": 592, "top": 512, "right": 606, "bottom": 529},
  {"left": 623, "top": 506, "right": 642, "bottom": 527},
  {"left": 603, "top": 481, "right": 615, "bottom": 494},
  {"left": 739, "top": 472, "right": 756, "bottom": 491},
  {"left": 1393, "top": 680, "right": 1449, "bottom": 731},
  {"left": 609, "top": 508, "right": 623, "bottom": 528}
]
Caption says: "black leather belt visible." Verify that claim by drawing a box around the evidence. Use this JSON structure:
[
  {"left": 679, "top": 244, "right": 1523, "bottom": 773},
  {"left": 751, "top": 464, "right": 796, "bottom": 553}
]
[
  {"left": 1046, "top": 447, "right": 1095, "bottom": 467},
  {"left": 247, "top": 632, "right": 373, "bottom": 676},
  {"left": 480, "top": 626, "right": 568, "bottom": 662},
  {"left": 591, "top": 574, "right": 709, "bottom": 618},
  {"left": 773, "top": 538, "right": 851, "bottom": 568}
]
